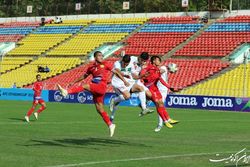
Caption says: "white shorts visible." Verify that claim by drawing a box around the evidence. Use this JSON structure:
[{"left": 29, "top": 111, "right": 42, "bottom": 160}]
[
  {"left": 112, "top": 79, "right": 135, "bottom": 95},
  {"left": 159, "top": 89, "right": 168, "bottom": 102},
  {"left": 136, "top": 80, "right": 148, "bottom": 91}
]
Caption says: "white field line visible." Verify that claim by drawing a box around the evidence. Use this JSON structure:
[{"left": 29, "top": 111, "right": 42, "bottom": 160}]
[
  {"left": 1, "top": 119, "right": 250, "bottom": 125},
  {"left": 44, "top": 150, "right": 245, "bottom": 167}
]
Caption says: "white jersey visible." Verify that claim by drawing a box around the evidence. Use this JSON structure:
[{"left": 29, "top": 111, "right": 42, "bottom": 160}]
[
  {"left": 130, "top": 56, "right": 142, "bottom": 76},
  {"left": 112, "top": 60, "right": 135, "bottom": 83},
  {"left": 111, "top": 60, "right": 136, "bottom": 93},
  {"left": 157, "top": 66, "right": 168, "bottom": 92}
]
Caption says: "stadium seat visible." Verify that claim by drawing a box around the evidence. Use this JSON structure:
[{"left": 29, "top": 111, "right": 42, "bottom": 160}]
[
  {"left": 0, "top": 57, "right": 83, "bottom": 88},
  {"left": 25, "top": 58, "right": 118, "bottom": 90},
  {"left": 179, "top": 63, "right": 250, "bottom": 97}
]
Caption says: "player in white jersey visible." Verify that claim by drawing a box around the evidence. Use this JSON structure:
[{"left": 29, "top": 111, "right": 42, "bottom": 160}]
[
  {"left": 129, "top": 52, "right": 155, "bottom": 116},
  {"left": 154, "top": 64, "right": 169, "bottom": 132},
  {"left": 110, "top": 54, "right": 153, "bottom": 121}
]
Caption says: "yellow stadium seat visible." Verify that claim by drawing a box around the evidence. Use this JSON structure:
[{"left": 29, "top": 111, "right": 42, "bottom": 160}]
[
  {"left": 180, "top": 64, "right": 250, "bottom": 97},
  {"left": 0, "top": 57, "right": 82, "bottom": 88}
]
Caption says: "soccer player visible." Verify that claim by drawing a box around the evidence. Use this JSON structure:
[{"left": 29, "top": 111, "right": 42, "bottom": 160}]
[
  {"left": 129, "top": 52, "right": 154, "bottom": 116},
  {"left": 25, "top": 74, "right": 46, "bottom": 122},
  {"left": 154, "top": 60, "right": 169, "bottom": 132},
  {"left": 109, "top": 54, "right": 152, "bottom": 121},
  {"left": 140, "top": 56, "right": 178, "bottom": 129},
  {"left": 57, "top": 51, "right": 128, "bottom": 137}
]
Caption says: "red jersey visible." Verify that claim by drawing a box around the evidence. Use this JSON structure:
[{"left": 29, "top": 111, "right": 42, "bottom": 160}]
[
  {"left": 33, "top": 81, "right": 43, "bottom": 99},
  {"left": 141, "top": 64, "right": 170, "bottom": 89},
  {"left": 86, "top": 61, "right": 113, "bottom": 84}
]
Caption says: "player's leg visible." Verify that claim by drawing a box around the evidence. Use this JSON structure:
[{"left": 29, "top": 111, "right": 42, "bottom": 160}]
[
  {"left": 154, "top": 97, "right": 179, "bottom": 128},
  {"left": 148, "top": 87, "right": 173, "bottom": 128},
  {"left": 34, "top": 100, "right": 46, "bottom": 120},
  {"left": 109, "top": 80, "right": 132, "bottom": 121},
  {"left": 154, "top": 99, "right": 173, "bottom": 128},
  {"left": 154, "top": 92, "right": 166, "bottom": 132},
  {"left": 25, "top": 101, "right": 38, "bottom": 122},
  {"left": 110, "top": 89, "right": 130, "bottom": 122},
  {"left": 132, "top": 83, "right": 154, "bottom": 116},
  {"left": 131, "top": 84, "right": 147, "bottom": 109},
  {"left": 94, "top": 96, "right": 116, "bottom": 137},
  {"left": 57, "top": 83, "right": 91, "bottom": 97},
  {"left": 110, "top": 80, "right": 132, "bottom": 106}
]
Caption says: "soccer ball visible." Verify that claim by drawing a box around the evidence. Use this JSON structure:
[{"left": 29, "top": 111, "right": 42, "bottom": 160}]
[{"left": 168, "top": 63, "right": 178, "bottom": 73}]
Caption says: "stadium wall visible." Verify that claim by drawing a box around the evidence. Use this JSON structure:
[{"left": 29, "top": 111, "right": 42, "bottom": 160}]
[
  {"left": 48, "top": 90, "right": 250, "bottom": 112},
  {"left": 0, "top": 10, "right": 250, "bottom": 23},
  {"left": 0, "top": 11, "right": 207, "bottom": 23},
  {"left": 0, "top": 11, "right": 206, "bottom": 23},
  {"left": 0, "top": 88, "right": 49, "bottom": 102}
]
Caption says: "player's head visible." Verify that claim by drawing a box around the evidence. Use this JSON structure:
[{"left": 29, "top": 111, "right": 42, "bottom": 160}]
[
  {"left": 94, "top": 51, "right": 103, "bottom": 63},
  {"left": 138, "top": 52, "right": 149, "bottom": 65},
  {"left": 121, "top": 54, "right": 131, "bottom": 67},
  {"left": 150, "top": 56, "right": 161, "bottom": 66},
  {"left": 36, "top": 74, "right": 41, "bottom": 81}
]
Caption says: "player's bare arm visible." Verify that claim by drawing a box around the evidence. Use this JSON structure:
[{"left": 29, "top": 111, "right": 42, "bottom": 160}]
[
  {"left": 112, "top": 69, "right": 130, "bottom": 87},
  {"left": 68, "top": 73, "right": 89, "bottom": 87},
  {"left": 158, "top": 77, "right": 175, "bottom": 92}
]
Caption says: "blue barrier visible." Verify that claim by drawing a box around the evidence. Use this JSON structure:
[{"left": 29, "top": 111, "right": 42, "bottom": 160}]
[
  {"left": 0, "top": 88, "right": 249, "bottom": 112},
  {"left": 0, "top": 88, "right": 49, "bottom": 102},
  {"left": 49, "top": 90, "right": 138, "bottom": 106},
  {"left": 48, "top": 90, "right": 250, "bottom": 112}
]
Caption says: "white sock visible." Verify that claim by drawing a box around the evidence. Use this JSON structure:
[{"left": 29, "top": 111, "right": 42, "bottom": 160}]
[
  {"left": 114, "top": 94, "right": 125, "bottom": 104},
  {"left": 138, "top": 91, "right": 147, "bottom": 110},
  {"left": 111, "top": 95, "right": 125, "bottom": 118},
  {"left": 158, "top": 115, "right": 163, "bottom": 127}
]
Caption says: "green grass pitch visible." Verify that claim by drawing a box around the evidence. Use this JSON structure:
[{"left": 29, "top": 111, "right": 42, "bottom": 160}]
[{"left": 0, "top": 100, "right": 250, "bottom": 167}]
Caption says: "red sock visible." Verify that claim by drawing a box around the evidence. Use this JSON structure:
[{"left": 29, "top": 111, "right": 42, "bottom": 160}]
[
  {"left": 156, "top": 106, "right": 167, "bottom": 122},
  {"left": 26, "top": 107, "right": 35, "bottom": 117},
  {"left": 161, "top": 107, "right": 170, "bottom": 120},
  {"left": 99, "top": 111, "right": 112, "bottom": 126},
  {"left": 67, "top": 86, "right": 84, "bottom": 94},
  {"left": 37, "top": 106, "right": 46, "bottom": 114}
]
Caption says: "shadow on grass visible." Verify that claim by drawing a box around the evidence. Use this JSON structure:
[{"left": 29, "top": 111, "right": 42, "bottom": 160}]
[
  {"left": 8, "top": 117, "right": 35, "bottom": 122},
  {"left": 21, "top": 137, "right": 150, "bottom": 149}
]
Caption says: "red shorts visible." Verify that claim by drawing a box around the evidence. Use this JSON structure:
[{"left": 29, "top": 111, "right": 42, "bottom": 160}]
[
  {"left": 89, "top": 82, "right": 107, "bottom": 104},
  {"left": 149, "top": 85, "right": 162, "bottom": 102},
  {"left": 33, "top": 99, "right": 45, "bottom": 105}
]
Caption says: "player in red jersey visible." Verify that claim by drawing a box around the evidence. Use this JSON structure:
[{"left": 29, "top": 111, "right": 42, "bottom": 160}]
[
  {"left": 25, "top": 74, "right": 46, "bottom": 122},
  {"left": 57, "top": 51, "right": 129, "bottom": 137},
  {"left": 140, "top": 56, "right": 178, "bottom": 128}
]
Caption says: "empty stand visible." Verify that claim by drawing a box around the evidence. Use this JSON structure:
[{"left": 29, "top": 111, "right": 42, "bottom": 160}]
[
  {"left": 7, "top": 24, "right": 84, "bottom": 56},
  {"left": 180, "top": 63, "right": 250, "bottom": 97},
  {"left": 47, "top": 33, "right": 127, "bottom": 56},
  {"left": 47, "top": 18, "right": 143, "bottom": 56},
  {"left": 0, "top": 57, "right": 32, "bottom": 73},
  {"left": 0, "top": 35, "right": 24, "bottom": 42},
  {"left": 25, "top": 58, "right": 118, "bottom": 90},
  {"left": 175, "top": 17, "right": 250, "bottom": 57},
  {"left": 34, "top": 25, "right": 83, "bottom": 34},
  {"left": 45, "top": 19, "right": 91, "bottom": 26},
  {"left": 115, "top": 17, "right": 203, "bottom": 56},
  {"left": 94, "top": 18, "right": 147, "bottom": 24},
  {"left": 0, "top": 57, "right": 82, "bottom": 88},
  {"left": 217, "top": 15, "right": 250, "bottom": 23},
  {"left": 7, "top": 34, "right": 71, "bottom": 56},
  {"left": 166, "top": 59, "right": 229, "bottom": 91},
  {"left": 0, "top": 21, "right": 39, "bottom": 42},
  {"left": 149, "top": 16, "right": 199, "bottom": 24}
]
